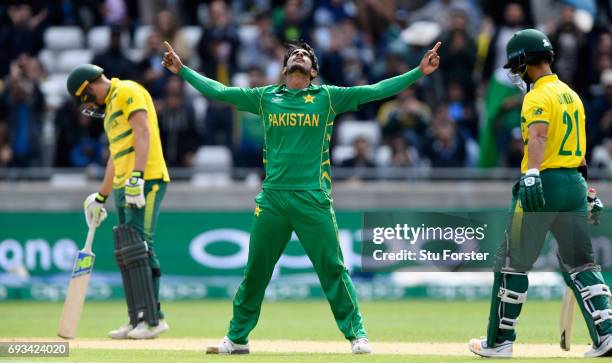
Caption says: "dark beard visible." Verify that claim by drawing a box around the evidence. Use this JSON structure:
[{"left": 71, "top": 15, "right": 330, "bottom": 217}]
[{"left": 287, "top": 63, "right": 309, "bottom": 75}]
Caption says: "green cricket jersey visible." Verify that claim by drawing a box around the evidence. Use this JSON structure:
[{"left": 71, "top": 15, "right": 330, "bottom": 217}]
[{"left": 179, "top": 66, "right": 423, "bottom": 191}]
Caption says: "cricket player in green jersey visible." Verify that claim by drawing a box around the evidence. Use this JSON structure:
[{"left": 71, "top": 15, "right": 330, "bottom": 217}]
[
  {"left": 162, "top": 40, "right": 441, "bottom": 354},
  {"left": 469, "top": 29, "right": 612, "bottom": 358}
]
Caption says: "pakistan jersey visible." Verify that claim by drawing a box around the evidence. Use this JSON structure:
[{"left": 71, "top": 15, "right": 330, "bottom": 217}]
[
  {"left": 520, "top": 74, "right": 586, "bottom": 173},
  {"left": 179, "top": 66, "right": 423, "bottom": 191},
  {"left": 103, "top": 78, "right": 170, "bottom": 188}
]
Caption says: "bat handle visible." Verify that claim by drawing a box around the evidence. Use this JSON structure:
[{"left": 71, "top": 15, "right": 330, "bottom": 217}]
[{"left": 83, "top": 222, "right": 97, "bottom": 253}]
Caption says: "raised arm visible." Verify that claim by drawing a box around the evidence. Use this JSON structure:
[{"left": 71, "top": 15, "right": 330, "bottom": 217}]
[
  {"left": 162, "top": 41, "right": 262, "bottom": 114},
  {"left": 328, "top": 42, "right": 441, "bottom": 114}
]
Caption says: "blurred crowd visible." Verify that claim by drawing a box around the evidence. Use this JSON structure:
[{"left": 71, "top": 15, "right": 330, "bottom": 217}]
[{"left": 0, "top": 0, "right": 611, "bottom": 178}]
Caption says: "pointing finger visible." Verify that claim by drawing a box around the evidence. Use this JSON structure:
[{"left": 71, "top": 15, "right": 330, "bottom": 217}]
[
  {"left": 432, "top": 41, "right": 441, "bottom": 52},
  {"left": 163, "top": 41, "right": 175, "bottom": 53}
]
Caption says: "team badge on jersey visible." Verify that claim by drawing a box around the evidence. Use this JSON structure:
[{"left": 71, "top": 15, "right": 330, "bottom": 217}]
[{"left": 304, "top": 94, "right": 315, "bottom": 104}]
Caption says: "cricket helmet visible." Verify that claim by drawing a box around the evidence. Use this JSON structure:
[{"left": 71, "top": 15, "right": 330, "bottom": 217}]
[
  {"left": 66, "top": 64, "right": 104, "bottom": 103},
  {"left": 504, "top": 29, "right": 554, "bottom": 72}
]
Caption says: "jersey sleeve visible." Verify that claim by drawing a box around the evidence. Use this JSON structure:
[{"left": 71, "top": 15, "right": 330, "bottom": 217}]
[
  {"left": 116, "top": 83, "right": 148, "bottom": 120},
  {"left": 522, "top": 91, "right": 551, "bottom": 127},
  {"left": 326, "top": 68, "right": 423, "bottom": 114},
  {"left": 179, "top": 66, "right": 263, "bottom": 114}
]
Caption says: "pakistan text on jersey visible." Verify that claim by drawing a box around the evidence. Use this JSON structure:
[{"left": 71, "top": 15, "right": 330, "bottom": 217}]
[
  {"left": 268, "top": 113, "right": 320, "bottom": 127},
  {"left": 557, "top": 93, "right": 574, "bottom": 105}
]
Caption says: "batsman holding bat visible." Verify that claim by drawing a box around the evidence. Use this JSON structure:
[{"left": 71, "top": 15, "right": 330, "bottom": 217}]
[
  {"left": 66, "top": 64, "right": 170, "bottom": 339},
  {"left": 469, "top": 29, "right": 612, "bottom": 358},
  {"left": 163, "top": 40, "right": 440, "bottom": 354}
]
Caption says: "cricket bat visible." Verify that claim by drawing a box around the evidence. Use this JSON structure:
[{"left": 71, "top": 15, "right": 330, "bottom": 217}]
[
  {"left": 57, "top": 222, "right": 98, "bottom": 339},
  {"left": 560, "top": 286, "right": 576, "bottom": 350}
]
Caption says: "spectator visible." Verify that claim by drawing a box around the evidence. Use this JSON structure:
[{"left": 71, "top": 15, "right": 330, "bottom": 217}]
[
  {"left": 0, "top": 55, "right": 45, "bottom": 167},
  {"left": 319, "top": 19, "right": 370, "bottom": 87},
  {"left": 197, "top": 0, "right": 240, "bottom": 146},
  {"left": 138, "top": 30, "right": 169, "bottom": 99},
  {"left": 54, "top": 99, "right": 105, "bottom": 167},
  {"left": 389, "top": 135, "right": 419, "bottom": 167},
  {"left": 504, "top": 127, "right": 524, "bottom": 168},
  {"left": 338, "top": 136, "right": 376, "bottom": 181},
  {"left": 45, "top": 1, "right": 98, "bottom": 29},
  {"left": 0, "top": 3, "right": 46, "bottom": 77},
  {"left": 156, "top": 8, "right": 192, "bottom": 64},
  {"left": 586, "top": 32, "right": 612, "bottom": 99},
  {"left": 341, "top": 137, "right": 375, "bottom": 168},
  {"left": 90, "top": 26, "right": 135, "bottom": 80},
  {"left": 197, "top": 0, "right": 239, "bottom": 83},
  {"left": 239, "top": 12, "right": 282, "bottom": 83},
  {"left": 587, "top": 69, "right": 612, "bottom": 156},
  {"left": 314, "top": 0, "right": 355, "bottom": 25},
  {"left": 234, "top": 67, "right": 266, "bottom": 168},
  {"left": 445, "top": 81, "right": 477, "bottom": 140},
  {"left": 158, "top": 76, "right": 199, "bottom": 167},
  {"left": 549, "top": 3, "right": 589, "bottom": 93},
  {"left": 479, "top": 2, "right": 526, "bottom": 167},
  {"left": 423, "top": 106, "right": 467, "bottom": 167},
  {"left": 356, "top": 0, "right": 395, "bottom": 48},
  {"left": 438, "top": 9, "right": 477, "bottom": 99},
  {"left": 378, "top": 88, "right": 430, "bottom": 149},
  {"left": 273, "top": 0, "right": 312, "bottom": 44},
  {"left": 408, "top": 0, "right": 482, "bottom": 37}
]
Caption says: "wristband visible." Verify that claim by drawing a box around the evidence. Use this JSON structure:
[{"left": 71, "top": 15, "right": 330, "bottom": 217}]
[
  {"left": 131, "top": 170, "right": 144, "bottom": 179},
  {"left": 525, "top": 168, "right": 540, "bottom": 176},
  {"left": 95, "top": 193, "right": 108, "bottom": 203}
]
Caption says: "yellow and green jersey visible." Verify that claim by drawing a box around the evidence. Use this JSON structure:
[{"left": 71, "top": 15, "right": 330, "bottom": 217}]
[
  {"left": 103, "top": 78, "right": 170, "bottom": 188},
  {"left": 179, "top": 66, "right": 423, "bottom": 191},
  {"left": 520, "top": 74, "right": 586, "bottom": 173}
]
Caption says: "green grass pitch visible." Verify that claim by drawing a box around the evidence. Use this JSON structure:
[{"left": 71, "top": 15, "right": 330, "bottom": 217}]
[{"left": 0, "top": 299, "right": 593, "bottom": 362}]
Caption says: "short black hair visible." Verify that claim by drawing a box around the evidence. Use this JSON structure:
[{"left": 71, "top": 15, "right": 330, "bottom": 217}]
[{"left": 283, "top": 40, "right": 319, "bottom": 77}]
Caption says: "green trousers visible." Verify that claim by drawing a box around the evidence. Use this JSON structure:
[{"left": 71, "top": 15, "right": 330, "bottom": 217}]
[
  {"left": 487, "top": 169, "right": 612, "bottom": 345},
  {"left": 494, "top": 168, "right": 593, "bottom": 272},
  {"left": 114, "top": 179, "right": 167, "bottom": 319},
  {"left": 228, "top": 189, "right": 367, "bottom": 344}
]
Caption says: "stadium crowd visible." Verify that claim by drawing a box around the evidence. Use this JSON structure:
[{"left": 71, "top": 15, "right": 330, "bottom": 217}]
[{"left": 0, "top": 0, "right": 611, "bottom": 178}]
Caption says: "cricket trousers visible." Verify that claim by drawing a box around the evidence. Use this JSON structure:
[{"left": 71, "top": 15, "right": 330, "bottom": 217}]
[
  {"left": 228, "top": 188, "right": 367, "bottom": 344},
  {"left": 114, "top": 180, "right": 167, "bottom": 319},
  {"left": 487, "top": 169, "right": 612, "bottom": 346}
]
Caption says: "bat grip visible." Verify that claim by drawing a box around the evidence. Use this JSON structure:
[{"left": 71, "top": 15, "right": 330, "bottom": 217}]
[{"left": 83, "top": 223, "right": 97, "bottom": 253}]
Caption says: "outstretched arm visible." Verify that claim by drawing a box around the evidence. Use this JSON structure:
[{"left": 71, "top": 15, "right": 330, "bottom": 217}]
[
  {"left": 329, "top": 42, "right": 441, "bottom": 114},
  {"left": 162, "top": 41, "right": 262, "bottom": 114}
]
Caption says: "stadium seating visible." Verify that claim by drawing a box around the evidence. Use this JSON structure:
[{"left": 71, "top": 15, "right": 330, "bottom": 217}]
[
  {"left": 44, "top": 26, "right": 84, "bottom": 50},
  {"left": 337, "top": 120, "right": 381, "bottom": 147},
  {"left": 134, "top": 25, "right": 152, "bottom": 49},
  {"left": 57, "top": 49, "right": 94, "bottom": 74},
  {"left": 87, "top": 26, "right": 130, "bottom": 52}
]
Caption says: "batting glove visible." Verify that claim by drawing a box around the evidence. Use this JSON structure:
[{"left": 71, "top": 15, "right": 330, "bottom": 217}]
[
  {"left": 125, "top": 170, "right": 145, "bottom": 208},
  {"left": 84, "top": 192, "right": 108, "bottom": 227},
  {"left": 588, "top": 191, "right": 604, "bottom": 226},
  {"left": 518, "top": 169, "right": 545, "bottom": 212}
]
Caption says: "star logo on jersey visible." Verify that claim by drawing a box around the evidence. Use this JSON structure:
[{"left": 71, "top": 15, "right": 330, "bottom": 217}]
[
  {"left": 304, "top": 94, "right": 315, "bottom": 104},
  {"left": 254, "top": 205, "right": 261, "bottom": 217}
]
